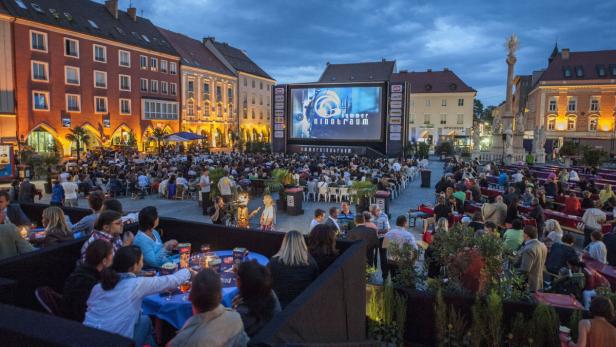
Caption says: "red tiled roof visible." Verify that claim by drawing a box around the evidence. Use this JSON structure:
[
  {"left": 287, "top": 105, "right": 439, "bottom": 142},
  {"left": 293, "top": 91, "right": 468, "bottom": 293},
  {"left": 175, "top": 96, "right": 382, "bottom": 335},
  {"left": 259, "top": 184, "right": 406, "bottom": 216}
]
[
  {"left": 157, "top": 28, "right": 234, "bottom": 77},
  {"left": 391, "top": 69, "right": 475, "bottom": 93},
  {"left": 538, "top": 50, "right": 616, "bottom": 83}
]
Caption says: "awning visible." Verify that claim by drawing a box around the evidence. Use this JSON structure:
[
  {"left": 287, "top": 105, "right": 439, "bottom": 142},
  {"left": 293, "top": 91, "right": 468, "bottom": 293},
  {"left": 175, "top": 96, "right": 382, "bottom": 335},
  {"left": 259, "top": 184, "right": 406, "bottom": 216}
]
[{"left": 165, "top": 132, "right": 206, "bottom": 142}]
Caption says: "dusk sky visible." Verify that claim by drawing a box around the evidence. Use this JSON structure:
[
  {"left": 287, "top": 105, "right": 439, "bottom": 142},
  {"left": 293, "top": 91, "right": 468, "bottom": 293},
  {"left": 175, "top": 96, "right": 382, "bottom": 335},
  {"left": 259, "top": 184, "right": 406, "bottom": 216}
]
[{"left": 111, "top": 0, "right": 616, "bottom": 106}]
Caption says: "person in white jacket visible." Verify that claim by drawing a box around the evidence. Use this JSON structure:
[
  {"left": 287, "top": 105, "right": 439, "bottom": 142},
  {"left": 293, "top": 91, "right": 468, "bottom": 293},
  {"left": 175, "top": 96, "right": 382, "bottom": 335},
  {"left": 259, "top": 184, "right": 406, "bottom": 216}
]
[{"left": 84, "top": 245, "right": 193, "bottom": 346}]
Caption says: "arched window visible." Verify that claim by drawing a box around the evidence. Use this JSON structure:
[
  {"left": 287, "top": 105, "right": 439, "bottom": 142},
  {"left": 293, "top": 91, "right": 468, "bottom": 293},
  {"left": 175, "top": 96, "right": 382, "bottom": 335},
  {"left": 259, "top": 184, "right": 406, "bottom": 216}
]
[
  {"left": 547, "top": 115, "right": 556, "bottom": 130},
  {"left": 204, "top": 102, "right": 210, "bottom": 117},
  {"left": 567, "top": 115, "right": 576, "bottom": 131},
  {"left": 27, "top": 128, "right": 58, "bottom": 153},
  {"left": 217, "top": 103, "right": 222, "bottom": 117},
  {"left": 588, "top": 115, "right": 598, "bottom": 131}
]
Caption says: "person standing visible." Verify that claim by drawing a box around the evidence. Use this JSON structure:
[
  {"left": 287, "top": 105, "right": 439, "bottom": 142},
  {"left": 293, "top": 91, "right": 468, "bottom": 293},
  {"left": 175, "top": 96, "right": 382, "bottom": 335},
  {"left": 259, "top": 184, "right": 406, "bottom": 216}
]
[
  {"left": 517, "top": 225, "right": 548, "bottom": 292},
  {"left": 581, "top": 200, "right": 606, "bottom": 247},
  {"left": 18, "top": 178, "right": 36, "bottom": 204},
  {"left": 199, "top": 168, "right": 211, "bottom": 215},
  {"left": 62, "top": 175, "right": 79, "bottom": 207},
  {"left": 325, "top": 207, "right": 341, "bottom": 235},
  {"left": 561, "top": 296, "right": 616, "bottom": 347},
  {"left": 217, "top": 171, "right": 233, "bottom": 203},
  {"left": 481, "top": 195, "right": 507, "bottom": 227},
  {"left": 348, "top": 214, "right": 379, "bottom": 267},
  {"left": 309, "top": 209, "right": 325, "bottom": 232},
  {"left": 382, "top": 215, "right": 417, "bottom": 279},
  {"left": 50, "top": 180, "right": 65, "bottom": 207}
]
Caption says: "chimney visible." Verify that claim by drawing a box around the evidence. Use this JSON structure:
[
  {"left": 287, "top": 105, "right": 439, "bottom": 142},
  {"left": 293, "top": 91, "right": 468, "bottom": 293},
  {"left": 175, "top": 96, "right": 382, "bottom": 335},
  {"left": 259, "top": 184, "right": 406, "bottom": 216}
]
[
  {"left": 105, "top": 0, "right": 118, "bottom": 19},
  {"left": 443, "top": 67, "right": 449, "bottom": 71},
  {"left": 561, "top": 48, "right": 570, "bottom": 60},
  {"left": 127, "top": 6, "right": 137, "bottom": 21},
  {"left": 202, "top": 37, "right": 215, "bottom": 45},
  {"left": 427, "top": 68, "right": 432, "bottom": 72},
  {"left": 381, "top": 58, "right": 386, "bottom": 62}
]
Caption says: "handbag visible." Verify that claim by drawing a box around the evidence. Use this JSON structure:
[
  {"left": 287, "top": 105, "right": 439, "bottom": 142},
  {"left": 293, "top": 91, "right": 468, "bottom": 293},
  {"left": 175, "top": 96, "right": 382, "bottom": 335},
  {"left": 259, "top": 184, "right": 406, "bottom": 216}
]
[{"left": 422, "top": 231, "right": 433, "bottom": 244}]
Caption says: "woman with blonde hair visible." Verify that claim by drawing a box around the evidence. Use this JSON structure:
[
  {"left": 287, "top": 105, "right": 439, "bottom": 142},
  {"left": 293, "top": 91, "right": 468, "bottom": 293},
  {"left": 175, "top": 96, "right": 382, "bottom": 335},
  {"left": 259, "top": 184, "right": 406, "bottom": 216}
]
[
  {"left": 268, "top": 230, "right": 319, "bottom": 307},
  {"left": 42, "top": 206, "right": 73, "bottom": 247},
  {"left": 543, "top": 219, "right": 563, "bottom": 247},
  {"left": 435, "top": 217, "right": 449, "bottom": 234},
  {"left": 259, "top": 194, "right": 276, "bottom": 231}
]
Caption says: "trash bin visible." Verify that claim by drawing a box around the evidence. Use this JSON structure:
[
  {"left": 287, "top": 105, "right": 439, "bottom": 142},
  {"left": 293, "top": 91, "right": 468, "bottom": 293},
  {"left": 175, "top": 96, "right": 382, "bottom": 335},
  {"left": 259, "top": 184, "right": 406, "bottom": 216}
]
[
  {"left": 285, "top": 187, "right": 304, "bottom": 216},
  {"left": 374, "top": 190, "right": 391, "bottom": 216},
  {"left": 420, "top": 169, "right": 431, "bottom": 188}
]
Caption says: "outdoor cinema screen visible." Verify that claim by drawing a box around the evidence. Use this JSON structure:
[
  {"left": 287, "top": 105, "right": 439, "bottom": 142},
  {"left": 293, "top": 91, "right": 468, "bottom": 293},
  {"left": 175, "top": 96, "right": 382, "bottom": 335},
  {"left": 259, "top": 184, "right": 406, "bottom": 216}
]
[{"left": 289, "top": 86, "right": 382, "bottom": 141}]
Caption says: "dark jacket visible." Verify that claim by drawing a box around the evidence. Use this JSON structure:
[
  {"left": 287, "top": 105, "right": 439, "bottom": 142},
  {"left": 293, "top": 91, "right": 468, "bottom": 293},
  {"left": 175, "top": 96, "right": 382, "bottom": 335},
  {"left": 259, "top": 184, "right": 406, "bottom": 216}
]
[
  {"left": 310, "top": 250, "right": 338, "bottom": 273},
  {"left": 603, "top": 232, "right": 616, "bottom": 266},
  {"left": 17, "top": 181, "right": 36, "bottom": 204},
  {"left": 268, "top": 256, "right": 319, "bottom": 308},
  {"left": 505, "top": 205, "right": 519, "bottom": 224},
  {"left": 43, "top": 228, "right": 73, "bottom": 247},
  {"left": 236, "top": 291, "right": 281, "bottom": 337},
  {"left": 5, "top": 204, "right": 31, "bottom": 226},
  {"left": 529, "top": 205, "right": 545, "bottom": 234},
  {"left": 62, "top": 264, "right": 101, "bottom": 322},
  {"left": 348, "top": 225, "right": 379, "bottom": 263},
  {"left": 545, "top": 242, "right": 578, "bottom": 274}
]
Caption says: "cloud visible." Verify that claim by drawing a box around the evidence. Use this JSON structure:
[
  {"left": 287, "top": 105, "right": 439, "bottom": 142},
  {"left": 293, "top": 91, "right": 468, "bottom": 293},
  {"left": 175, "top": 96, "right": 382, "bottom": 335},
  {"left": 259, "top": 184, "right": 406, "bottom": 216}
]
[
  {"left": 267, "top": 65, "right": 324, "bottom": 84},
  {"left": 421, "top": 17, "right": 500, "bottom": 56}
]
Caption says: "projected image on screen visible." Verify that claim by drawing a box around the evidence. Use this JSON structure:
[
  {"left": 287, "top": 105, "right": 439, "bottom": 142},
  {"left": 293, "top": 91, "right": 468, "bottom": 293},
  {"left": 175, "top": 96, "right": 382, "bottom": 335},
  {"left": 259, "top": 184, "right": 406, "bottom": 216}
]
[{"left": 290, "top": 86, "right": 382, "bottom": 141}]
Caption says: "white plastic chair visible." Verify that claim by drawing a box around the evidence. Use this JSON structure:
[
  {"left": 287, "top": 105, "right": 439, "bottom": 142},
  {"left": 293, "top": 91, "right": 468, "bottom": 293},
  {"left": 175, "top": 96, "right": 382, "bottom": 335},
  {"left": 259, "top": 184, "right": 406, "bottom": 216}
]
[
  {"left": 317, "top": 184, "right": 329, "bottom": 202},
  {"left": 339, "top": 187, "right": 350, "bottom": 202},
  {"left": 327, "top": 187, "right": 339, "bottom": 202},
  {"left": 306, "top": 181, "right": 317, "bottom": 201}
]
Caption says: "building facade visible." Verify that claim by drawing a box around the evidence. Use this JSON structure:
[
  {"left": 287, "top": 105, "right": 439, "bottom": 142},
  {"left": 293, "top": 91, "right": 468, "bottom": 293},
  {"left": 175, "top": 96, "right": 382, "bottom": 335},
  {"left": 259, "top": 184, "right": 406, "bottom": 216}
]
[
  {"left": 204, "top": 38, "right": 275, "bottom": 144},
  {"left": 0, "top": 0, "right": 181, "bottom": 155},
  {"left": 392, "top": 69, "right": 476, "bottom": 149},
  {"left": 527, "top": 48, "right": 616, "bottom": 153},
  {"left": 0, "top": 6, "right": 16, "bottom": 144},
  {"left": 158, "top": 29, "right": 238, "bottom": 149}
]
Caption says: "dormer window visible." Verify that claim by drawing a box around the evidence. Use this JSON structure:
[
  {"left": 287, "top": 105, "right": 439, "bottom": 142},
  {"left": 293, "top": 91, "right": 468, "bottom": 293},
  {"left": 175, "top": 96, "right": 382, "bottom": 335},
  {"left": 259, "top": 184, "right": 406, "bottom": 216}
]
[
  {"left": 88, "top": 19, "right": 99, "bottom": 29},
  {"left": 115, "top": 26, "right": 125, "bottom": 35},
  {"left": 575, "top": 66, "right": 584, "bottom": 78},
  {"left": 141, "top": 34, "right": 150, "bottom": 43},
  {"left": 31, "top": 2, "right": 44, "bottom": 13},
  {"left": 610, "top": 64, "right": 616, "bottom": 76},
  {"left": 563, "top": 67, "right": 572, "bottom": 78},
  {"left": 49, "top": 8, "right": 60, "bottom": 19},
  {"left": 597, "top": 65, "right": 607, "bottom": 77},
  {"left": 15, "top": 0, "right": 27, "bottom": 10},
  {"left": 63, "top": 12, "right": 73, "bottom": 21}
]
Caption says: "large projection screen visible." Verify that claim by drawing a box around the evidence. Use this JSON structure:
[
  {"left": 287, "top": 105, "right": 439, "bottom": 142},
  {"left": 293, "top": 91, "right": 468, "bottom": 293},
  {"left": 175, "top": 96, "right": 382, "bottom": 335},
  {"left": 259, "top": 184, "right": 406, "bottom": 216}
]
[{"left": 289, "top": 86, "right": 383, "bottom": 141}]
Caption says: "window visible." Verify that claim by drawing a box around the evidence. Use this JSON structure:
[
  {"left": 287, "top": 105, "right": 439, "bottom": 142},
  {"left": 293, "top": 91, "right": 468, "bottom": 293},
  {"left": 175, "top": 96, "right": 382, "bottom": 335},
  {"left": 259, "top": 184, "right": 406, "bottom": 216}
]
[
  {"left": 31, "top": 61, "right": 48, "bottom": 81},
  {"left": 439, "top": 114, "right": 447, "bottom": 124},
  {"left": 94, "top": 71, "right": 107, "bottom": 88},
  {"left": 64, "top": 38, "right": 79, "bottom": 57},
  {"left": 243, "top": 108, "right": 247, "bottom": 119},
  {"left": 252, "top": 80, "right": 255, "bottom": 88},
  {"left": 251, "top": 109, "right": 255, "bottom": 119},
  {"left": 150, "top": 57, "right": 158, "bottom": 71},
  {"left": 94, "top": 97, "right": 108, "bottom": 113},
  {"left": 425, "top": 99, "right": 431, "bottom": 107},
  {"left": 227, "top": 88, "right": 233, "bottom": 102},
  {"left": 65, "top": 66, "right": 80, "bottom": 85},
  {"left": 260, "top": 81, "right": 263, "bottom": 90},
  {"left": 597, "top": 65, "right": 607, "bottom": 77},
  {"left": 120, "top": 99, "right": 131, "bottom": 115},
  {"left": 170, "top": 83, "right": 177, "bottom": 96},
  {"left": 610, "top": 65, "right": 616, "bottom": 77},
  {"left": 119, "top": 75, "right": 131, "bottom": 91},
  {"left": 217, "top": 103, "right": 222, "bottom": 116},
  {"left": 567, "top": 98, "right": 576, "bottom": 112},
  {"left": 252, "top": 95, "right": 255, "bottom": 104},
  {"left": 15, "top": 0, "right": 27, "bottom": 9},
  {"left": 216, "top": 86, "right": 222, "bottom": 102},
  {"left": 457, "top": 114, "right": 464, "bottom": 125},
  {"left": 161, "top": 81, "right": 168, "bottom": 94},
  {"left": 66, "top": 94, "right": 80, "bottom": 112},
  {"left": 563, "top": 67, "right": 572, "bottom": 78},
  {"left": 590, "top": 98, "right": 599, "bottom": 112},
  {"left": 575, "top": 66, "right": 584, "bottom": 78},
  {"left": 119, "top": 50, "right": 130, "bottom": 67},
  {"left": 567, "top": 116, "right": 576, "bottom": 131},
  {"left": 423, "top": 114, "right": 431, "bottom": 124},
  {"left": 169, "top": 62, "right": 177, "bottom": 75},
  {"left": 441, "top": 99, "right": 447, "bottom": 107},
  {"left": 547, "top": 116, "right": 556, "bottom": 130},
  {"left": 150, "top": 80, "right": 158, "bottom": 93},
  {"left": 32, "top": 91, "right": 49, "bottom": 111},
  {"left": 458, "top": 98, "right": 464, "bottom": 106},
  {"left": 260, "top": 111, "right": 263, "bottom": 119},
  {"left": 187, "top": 101, "right": 194, "bottom": 116},
  {"left": 142, "top": 100, "right": 179, "bottom": 120},
  {"left": 589, "top": 116, "right": 598, "bottom": 131},
  {"left": 187, "top": 80, "right": 194, "bottom": 98},
  {"left": 140, "top": 55, "right": 148, "bottom": 69},
  {"left": 267, "top": 85, "right": 270, "bottom": 91},
  {"left": 30, "top": 30, "right": 47, "bottom": 52},
  {"left": 228, "top": 103, "right": 233, "bottom": 115},
  {"left": 244, "top": 78, "right": 247, "bottom": 86},
  {"left": 409, "top": 114, "right": 415, "bottom": 124},
  {"left": 548, "top": 98, "right": 557, "bottom": 112},
  {"left": 203, "top": 83, "right": 210, "bottom": 99},
  {"left": 141, "top": 34, "right": 150, "bottom": 43},
  {"left": 260, "top": 95, "right": 263, "bottom": 105},
  {"left": 87, "top": 19, "right": 99, "bottom": 29},
  {"left": 140, "top": 78, "right": 148, "bottom": 92},
  {"left": 93, "top": 45, "right": 106, "bottom": 63},
  {"left": 160, "top": 60, "right": 168, "bottom": 73}
]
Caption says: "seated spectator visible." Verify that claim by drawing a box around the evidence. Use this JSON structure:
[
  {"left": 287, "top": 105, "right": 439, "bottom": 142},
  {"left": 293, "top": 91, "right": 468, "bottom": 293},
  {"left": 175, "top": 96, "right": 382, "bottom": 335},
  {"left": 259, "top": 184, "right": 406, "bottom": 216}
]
[
  {"left": 0, "top": 223, "right": 34, "bottom": 260},
  {"left": 268, "top": 230, "right": 319, "bottom": 308},
  {"left": 585, "top": 231, "right": 608, "bottom": 264},
  {"left": 543, "top": 219, "right": 564, "bottom": 248},
  {"left": 580, "top": 191, "right": 594, "bottom": 209},
  {"left": 549, "top": 262, "right": 585, "bottom": 302},
  {"left": 503, "top": 219, "right": 525, "bottom": 252},
  {"left": 42, "top": 206, "right": 73, "bottom": 247},
  {"left": 308, "top": 224, "right": 339, "bottom": 272},
  {"left": 62, "top": 239, "right": 113, "bottom": 322},
  {"left": 529, "top": 197, "right": 546, "bottom": 236},
  {"left": 520, "top": 187, "right": 534, "bottom": 206},
  {"left": 133, "top": 206, "right": 177, "bottom": 268},
  {"left": 475, "top": 221, "right": 499, "bottom": 238},
  {"left": 84, "top": 246, "right": 192, "bottom": 345},
  {"left": 604, "top": 229, "right": 616, "bottom": 266},
  {"left": 71, "top": 191, "right": 105, "bottom": 235},
  {"left": 599, "top": 184, "right": 615, "bottom": 206},
  {"left": 233, "top": 260, "right": 281, "bottom": 338},
  {"left": 467, "top": 211, "right": 484, "bottom": 232},
  {"left": 0, "top": 191, "right": 31, "bottom": 226},
  {"left": 80, "top": 210, "right": 131, "bottom": 263},
  {"left": 102, "top": 199, "right": 123, "bottom": 214},
  {"left": 348, "top": 214, "right": 379, "bottom": 267},
  {"left": 563, "top": 192, "right": 581, "bottom": 215},
  {"left": 545, "top": 233, "right": 578, "bottom": 275},
  {"left": 562, "top": 296, "right": 616, "bottom": 346},
  {"left": 169, "top": 269, "right": 248, "bottom": 347},
  {"left": 481, "top": 195, "right": 507, "bottom": 227},
  {"left": 505, "top": 198, "right": 520, "bottom": 224}
]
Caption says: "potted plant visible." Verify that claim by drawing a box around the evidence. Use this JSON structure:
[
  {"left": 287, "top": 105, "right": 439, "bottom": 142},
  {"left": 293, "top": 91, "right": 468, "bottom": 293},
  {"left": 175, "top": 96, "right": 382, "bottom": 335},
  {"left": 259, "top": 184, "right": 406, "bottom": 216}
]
[
  {"left": 351, "top": 180, "right": 377, "bottom": 213},
  {"left": 266, "top": 168, "right": 294, "bottom": 211}
]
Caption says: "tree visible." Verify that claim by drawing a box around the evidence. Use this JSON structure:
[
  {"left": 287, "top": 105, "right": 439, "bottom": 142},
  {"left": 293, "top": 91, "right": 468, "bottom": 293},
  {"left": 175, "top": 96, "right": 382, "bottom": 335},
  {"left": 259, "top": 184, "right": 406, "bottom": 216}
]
[
  {"left": 473, "top": 99, "right": 484, "bottom": 121},
  {"left": 65, "top": 126, "right": 90, "bottom": 160},
  {"left": 482, "top": 105, "right": 496, "bottom": 123},
  {"left": 151, "top": 128, "right": 167, "bottom": 154},
  {"left": 126, "top": 130, "right": 137, "bottom": 147}
]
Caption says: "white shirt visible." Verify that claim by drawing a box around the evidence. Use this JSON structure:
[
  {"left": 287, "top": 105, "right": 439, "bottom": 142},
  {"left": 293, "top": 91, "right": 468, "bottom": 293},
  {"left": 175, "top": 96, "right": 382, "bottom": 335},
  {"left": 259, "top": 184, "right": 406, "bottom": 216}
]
[
  {"left": 309, "top": 219, "right": 321, "bottom": 231},
  {"left": 383, "top": 227, "right": 417, "bottom": 260},
  {"left": 61, "top": 181, "right": 78, "bottom": 200},
  {"left": 218, "top": 177, "right": 233, "bottom": 196},
  {"left": 199, "top": 175, "right": 211, "bottom": 193},
  {"left": 588, "top": 241, "right": 608, "bottom": 264},
  {"left": 176, "top": 177, "right": 188, "bottom": 187},
  {"left": 582, "top": 208, "right": 606, "bottom": 231},
  {"left": 569, "top": 170, "right": 580, "bottom": 182},
  {"left": 84, "top": 269, "right": 190, "bottom": 339},
  {"left": 512, "top": 172, "right": 524, "bottom": 183},
  {"left": 392, "top": 162, "right": 401, "bottom": 172}
]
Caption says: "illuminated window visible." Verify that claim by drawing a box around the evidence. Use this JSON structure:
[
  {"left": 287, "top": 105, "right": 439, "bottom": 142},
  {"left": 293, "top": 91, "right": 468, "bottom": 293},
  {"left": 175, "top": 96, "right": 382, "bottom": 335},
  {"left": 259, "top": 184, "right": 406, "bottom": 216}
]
[
  {"left": 597, "top": 65, "right": 607, "bottom": 77},
  {"left": 187, "top": 101, "right": 194, "bottom": 116},
  {"left": 590, "top": 99, "right": 599, "bottom": 112},
  {"left": 548, "top": 98, "right": 557, "bottom": 112},
  {"left": 575, "top": 66, "right": 584, "bottom": 77},
  {"left": 563, "top": 67, "right": 572, "bottom": 78},
  {"left": 204, "top": 102, "right": 210, "bottom": 117},
  {"left": 589, "top": 116, "right": 598, "bottom": 131},
  {"left": 33, "top": 91, "right": 49, "bottom": 111},
  {"left": 547, "top": 116, "right": 556, "bottom": 130},
  {"left": 567, "top": 116, "right": 576, "bottom": 131}
]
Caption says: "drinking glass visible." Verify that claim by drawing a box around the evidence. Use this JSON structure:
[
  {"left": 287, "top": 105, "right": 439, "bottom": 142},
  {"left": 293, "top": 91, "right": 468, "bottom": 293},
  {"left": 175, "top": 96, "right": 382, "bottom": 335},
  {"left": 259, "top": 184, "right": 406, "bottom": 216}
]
[{"left": 179, "top": 281, "right": 191, "bottom": 301}]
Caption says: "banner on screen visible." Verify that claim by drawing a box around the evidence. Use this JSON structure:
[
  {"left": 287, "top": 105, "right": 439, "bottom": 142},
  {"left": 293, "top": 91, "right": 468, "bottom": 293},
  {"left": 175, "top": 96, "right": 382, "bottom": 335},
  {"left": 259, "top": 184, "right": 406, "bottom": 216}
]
[
  {"left": 0, "top": 145, "right": 14, "bottom": 180},
  {"left": 290, "top": 86, "right": 382, "bottom": 141}
]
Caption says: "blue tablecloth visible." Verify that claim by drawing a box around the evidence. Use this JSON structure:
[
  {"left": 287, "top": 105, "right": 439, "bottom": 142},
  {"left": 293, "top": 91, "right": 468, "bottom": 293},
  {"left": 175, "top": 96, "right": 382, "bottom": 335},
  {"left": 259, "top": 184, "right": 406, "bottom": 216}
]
[{"left": 141, "top": 250, "right": 269, "bottom": 329}]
